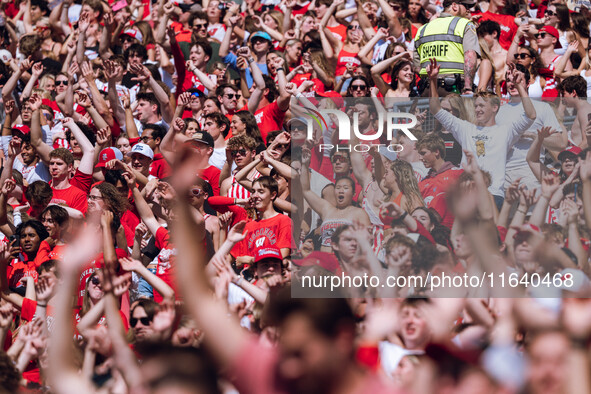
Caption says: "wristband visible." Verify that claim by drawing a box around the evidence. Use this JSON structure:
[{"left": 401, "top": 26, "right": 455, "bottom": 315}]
[
  {"left": 37, "top": 303, "right": 47, "bottom": 307},
  {"left": 295, "top": 92, "right": 304, "bottom": 98},
  {"left": 276, "top": 68, "right": 285, "bottom": 73},
  {"left": 248, "top": 57, "right": 255, "bottom": 63},
  {"left": 399, "top": 211, "right": 408, "bottom": 220}
]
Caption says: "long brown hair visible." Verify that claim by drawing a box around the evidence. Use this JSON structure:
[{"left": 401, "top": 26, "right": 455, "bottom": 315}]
[{"left": 388, "top": 160, "right": 425, "bottom": 213}]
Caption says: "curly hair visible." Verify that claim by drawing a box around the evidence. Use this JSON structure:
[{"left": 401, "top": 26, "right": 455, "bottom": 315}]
[
  {"left": 227, "top": 134, "right": 257, "bottom": 151},
  {"left": 93, "top": 182, "right": 129, "bottom": 218},
  {"left": 388, "top": 159, "right": 425, "bottom": 213},
  {"left": 0, "top": 351, "right": 20, "bottom": 392}
]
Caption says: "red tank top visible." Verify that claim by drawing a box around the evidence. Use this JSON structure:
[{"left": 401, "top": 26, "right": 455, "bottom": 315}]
[{"left": 335, "top": 49, "right": 361, "bottom": 77}]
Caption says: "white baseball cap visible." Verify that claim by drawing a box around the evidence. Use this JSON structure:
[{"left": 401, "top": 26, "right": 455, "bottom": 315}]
[
  {"left": 0, "top": 49, "right": 12, "bottom": 64},
  {"left": 126, "top": 143, "right": 154, "bottom": 160},
  {"left": 121, "top": 28, "right": 144, "bottom": 43}
]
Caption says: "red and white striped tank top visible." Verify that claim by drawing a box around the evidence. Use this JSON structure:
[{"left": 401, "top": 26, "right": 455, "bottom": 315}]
[{"left": 227, "top": 169, "right": 262, "bottom": 199}]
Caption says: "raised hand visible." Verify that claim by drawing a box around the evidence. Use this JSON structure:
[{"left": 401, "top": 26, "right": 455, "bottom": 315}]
[
  {"left": 61, "top": 117, "right": 76, "bottom": 129},
  {"left": 227, "top": 220, "right": 246, "bottom": 243},
  {"left": 121, "top": 90, "right": 131, "bottom": 109},
  {"left": 518, "top": 186, "right": 538, "bottom": 209},
  {"left": 77, "top": 91, "right": 92, "bottom": 108},
  {"left": 172, "top": 117, "right": 186, "bottom": 133},
  {"left": 7, "top": 139, "right": 21, "bottom": 160},
  {"left": 0, "top": 302, "right": 13, "bottom": 329},
  {"left": 80, "top": 61, "right": 95, "bottom": 82},
  {"left": 4, "top": 100, "right": 15, "bottom": 115},
  {"left": 96, "top": 127, "right": 112, "bottom": 146},
  {"left": 112, "top": 272, "right": 132, "bottom": 297},
  {"left": 130, "top": 63, "right": 151, "bottom": 82},
  {"left": 379, "top": 201, "right": 405, "bottom": 220},
  {"left": 177, "top": 92, "right": 192, "bottom": 107},
  {"left": 426, "top": 58, "right": 440, "bottom": 80},
  {"left": 28, "top": 94, "right": 42, "bottom": 112},
  {"left": 237, "top": 46, "right": 251, "bottom": 59},
  {"left": 536, "top": 126, "right": 557, "bottom": 141},
  {"left": 540, "top": 170, "right": 561, "bottom": 199},
  {"left": 100, "top": 210, "right": 114, "bottom": 230},
  {"left": 35, "top": 275, "right": 56, "bottom": 303},
  {"left": 31, "top": 62, "right": 44, "bottom": 78},
  {"left": 135, "top": 222, "right": 148, "bottom": 240},
  {"left": 78, "top": 11, "right": 90, "bottom": 32},
  {"left": 0, "top": 178, "right": 15, "bottom": 196},
  {"left": 462, "top": 149, "right": 481, "bottom": 176},
  {"left": 119, "top": 257, "right": 143, "bottom": 272},
  {"left": 560, "top": 198, "right": 579, "bottom": 224},
  {"left": 218, "top": 211, "right": 233, "bottom": 230},
  {"left": 153, "top": 300, "right": 176, "bottom": 333},
  {"left": 157, "top": 181, "right": 176, "bottom": 201}
]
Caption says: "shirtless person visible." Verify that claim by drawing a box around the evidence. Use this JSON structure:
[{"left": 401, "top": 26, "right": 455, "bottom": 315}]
[
  {"left": 559, "top": 76, "right": 591, "bottom": 146},
  {"left": 477, "top": 21, "right": 507, "bottom": 88}
]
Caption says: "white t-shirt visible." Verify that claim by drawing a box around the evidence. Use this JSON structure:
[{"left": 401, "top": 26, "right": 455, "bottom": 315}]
[
  {"left": 497, "top": 99, "right": 561, "bottom": 172},
  {"left": 434, "top": 108, "right": 534, "bottom": 197},
  {"left": 209, "top": 147, "right": 226, "bottom": 170}
]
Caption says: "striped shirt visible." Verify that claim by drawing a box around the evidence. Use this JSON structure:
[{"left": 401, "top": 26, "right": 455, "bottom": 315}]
[{"left": 227, "top": 169, "right": 262, "bottom": 199}]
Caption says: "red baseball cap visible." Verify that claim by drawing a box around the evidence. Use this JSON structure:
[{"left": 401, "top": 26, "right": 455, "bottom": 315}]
[
  {"left": 12, "top": 124, "right": 30, "bottom": 135},
  {"left": 558, "top": 145, "right": 582, "bottom": 161},
  {"left": 254, "top": 246, "right": 282, "bottom": 263},
  {"left": 292, "top": 251, "right": 341, "bottom": 273},
  {"left": 539, "top": 26, "right": 562, "bottom": 49},
  {"left": 96, "top": 147, "right": 123, "bottom": 168}
]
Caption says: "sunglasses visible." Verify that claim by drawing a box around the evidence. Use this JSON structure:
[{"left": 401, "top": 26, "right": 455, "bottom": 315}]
[
  {"left": 224, "top": 93, "right": 238, "bottom": 99},
  {"left": 122, "top": 35, "right": 136, "bottom": 43},
  {"left": 191, "top": 188, "right": 204, "bottom": 197},
  {"left": 193, "top": 23, "right": 207, "bottom": 29},
  {"left": 534, "top": 32, "right": 548, "bottom": 39},
  {"left": 390, "top": 4, "right": 402, "bottom": 10},
  {"left": 545, "top": 9, "right": 555, "bottom": 16},
  {"left": 514, "top": 53, "right": 531, "bottom": 59},
  {"left": 347, "top": 25, "right": 360, "bottom": 30},
  {"left": 55, "top": 80, "right": 69, "bottom": 86},
  {"left": 331, "top": 155, "right": 349, "bottom": 163},
  {"left": 140, "top": 136, "right": 153, "bottom": 143},
  {"left": 231, "top": 149, "right": 248, "bottom": 157},
  {"left": 351, "top": 84, "right": 367, "bottom": 90},
  {"left": 90, "top": 276, "right": 100, "bottom": 286},
  {"left": 130, "top": 316, "right": 152, "bottom": 328}
]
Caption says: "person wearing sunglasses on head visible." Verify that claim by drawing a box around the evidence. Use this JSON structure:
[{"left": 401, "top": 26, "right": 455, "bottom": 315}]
[{"left": 415, "top": 0, "right": 481, "bottom": 96}]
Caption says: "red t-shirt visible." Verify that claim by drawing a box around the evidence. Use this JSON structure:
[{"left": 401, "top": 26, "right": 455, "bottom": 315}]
[
  {"left": 231, "top": 214, "right": 292, "bottom": 257},
  {"left": 51, "top": 184, "right": 88, "bottom": 214},
  {"left": 7, "top": 260, "right": 38, "bottom": 288},
  {"left": 77, "top": 248, "right": 129, "bottom": 307},
  {"left": 474, "top": 11, "right": 517, "bottom": 50},
  {"left": 199, "top": 166, "right": 221, "bottom": 197},
  {"left": 149, "top": 153, "right": 172, "bottom": 179},
  {"left": 154, "top": 226, "right": 177, "bottom": 303},
  {"left": 254, "top": 102, "right": 286, "bottom": 144},
  {"left": 419, "top": 165, "right": 463, "bottom": 205}
]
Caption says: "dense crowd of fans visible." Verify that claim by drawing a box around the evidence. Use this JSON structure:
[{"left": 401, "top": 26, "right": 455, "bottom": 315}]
[{"left": 0, "top": 0, "right": 591, "bottom": 392}]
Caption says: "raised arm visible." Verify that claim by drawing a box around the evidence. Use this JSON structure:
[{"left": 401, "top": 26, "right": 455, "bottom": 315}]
[
  {"left": 61, "top": 117, "right": 96, "bottom": 174},
  {"left": 371, "top": 52, "right": 411, "bottom": 95},
  {"left": 104, "top": 60, "right": 126, "bottom": 127},
  {"left": 300, "top": 148, "right": 334, "bottom": 217},
  {"left": 170, "top": 146, "right": 249, "bottom": 368},
  {"left": 120, "top": 257, "right": 175, "bottom": 300},
  {"left": 124, "top": 169, "right": 161, "bottom": 237},
  {"left": 526, "top": 127, "right": 556, "bottom": 181},
  {"left": 29, "top": 95, "right": 53, "bottom": 165}
]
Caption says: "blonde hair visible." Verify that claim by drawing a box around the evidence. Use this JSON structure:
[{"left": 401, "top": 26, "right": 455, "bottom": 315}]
[{"left": 263, "top": 10, "right": 284, "bottom": 33}]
